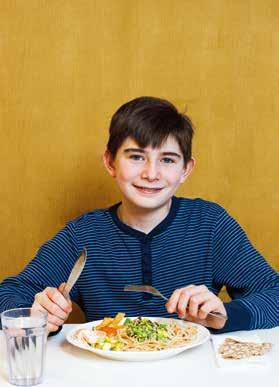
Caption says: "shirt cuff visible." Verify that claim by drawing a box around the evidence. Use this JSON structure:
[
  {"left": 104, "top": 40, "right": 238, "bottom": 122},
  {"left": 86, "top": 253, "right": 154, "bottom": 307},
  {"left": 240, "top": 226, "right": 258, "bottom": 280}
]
[{"left": 209, "top": 300, "right": 252, "bottom": 334}]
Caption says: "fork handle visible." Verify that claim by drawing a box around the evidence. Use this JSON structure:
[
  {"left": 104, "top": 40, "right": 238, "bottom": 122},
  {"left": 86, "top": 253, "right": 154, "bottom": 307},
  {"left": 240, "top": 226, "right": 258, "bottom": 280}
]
[
  {"left": 160, "top": 294, "right": 226, "bottom": 320},
  {"left": 159, "top": 296, "right": 227, "bottom": 320},
  {"left": 182, "top": 308, "right": 227, "bottom": 321},
  {"left": 206, "top": 310, "right": 227, "bottom": 321}
]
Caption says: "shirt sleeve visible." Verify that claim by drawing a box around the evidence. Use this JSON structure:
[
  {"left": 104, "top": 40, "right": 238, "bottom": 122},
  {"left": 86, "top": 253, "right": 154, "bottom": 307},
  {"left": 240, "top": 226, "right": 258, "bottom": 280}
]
[
  {"left": 211, "top": 208, "right": 279, "bottom": 333},
  {"left": 0, "top": 221, "right": 82, "bottom": 322}
]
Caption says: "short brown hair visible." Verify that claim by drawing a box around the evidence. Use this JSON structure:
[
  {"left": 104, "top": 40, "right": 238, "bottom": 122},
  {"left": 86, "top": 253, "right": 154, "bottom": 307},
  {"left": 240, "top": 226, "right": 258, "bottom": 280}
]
[{"left": 107, "top": 96, "right": 194, "bottom": 164}]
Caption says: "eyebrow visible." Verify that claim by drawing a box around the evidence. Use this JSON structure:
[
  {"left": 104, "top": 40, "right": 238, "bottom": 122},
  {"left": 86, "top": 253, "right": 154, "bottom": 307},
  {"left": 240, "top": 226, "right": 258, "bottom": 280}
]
[{"left": 123, "top": 148, "right": 182, "bottom": 158}]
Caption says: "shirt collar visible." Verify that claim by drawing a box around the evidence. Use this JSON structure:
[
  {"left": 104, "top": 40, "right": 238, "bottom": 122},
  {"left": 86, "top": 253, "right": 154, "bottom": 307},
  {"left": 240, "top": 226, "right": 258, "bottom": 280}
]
[{"left": 108, "top": 196, "right": 180, "bottom": 240}]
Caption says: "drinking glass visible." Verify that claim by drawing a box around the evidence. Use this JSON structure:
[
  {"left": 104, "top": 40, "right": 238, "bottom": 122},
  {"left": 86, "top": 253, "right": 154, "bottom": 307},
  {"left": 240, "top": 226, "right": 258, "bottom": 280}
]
[{"left": 1, "top": 308, "right": 48, "bottom": 386}]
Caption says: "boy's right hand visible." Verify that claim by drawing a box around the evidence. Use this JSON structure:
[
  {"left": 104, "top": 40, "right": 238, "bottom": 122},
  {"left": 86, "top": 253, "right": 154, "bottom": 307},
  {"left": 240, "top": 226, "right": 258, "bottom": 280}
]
[{"left": 32, "top": 283, "right": 72, "bottom": 333}]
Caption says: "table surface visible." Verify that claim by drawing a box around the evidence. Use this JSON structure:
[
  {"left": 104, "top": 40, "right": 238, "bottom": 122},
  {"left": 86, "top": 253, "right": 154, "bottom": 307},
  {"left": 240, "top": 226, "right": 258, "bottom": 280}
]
[{"left": 0, "top": 324, "right": 278, "bottom": 387}]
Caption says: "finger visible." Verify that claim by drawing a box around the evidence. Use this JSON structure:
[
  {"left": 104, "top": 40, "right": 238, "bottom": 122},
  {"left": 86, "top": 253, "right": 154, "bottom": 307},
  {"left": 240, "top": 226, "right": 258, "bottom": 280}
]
[
  {"left": 184, "top": 315, "right": 204, "bottom": 325},
  {"left": 47, "top": 312, "right": 65, "bottom": 327},
  {"left": 176, "top": 285, "right": 203, "bottom": 317},
  {"left": 166, "top": 288, "right": 183, "bottom": 313},
  {"left": 183, "top": 311, "right": 208, "bottom": 326},
  {"left": 32, "top": 297, "right": 46, "bottom": 313},
  {"left": 58, "top": 282, "right": 66, "bottom": 293},
  {"left": 47, "top": 322, "right": 59, "bottom": 334},
  {"left": 166, "top": 285, "right": 208, "bottom": 315},
  {"left": 46, "top": 287, "right": 72, "bottom": 314},
  {"left": 188, "top": 292, "right": 212, "bottom": 318},
  {"left": 35, "top": 291, "right": 69, "bottom": 320},
  {"left": 178, "top": 285, "right": 208, "bottom": 299},
  {"left": 177, "top": 291, "right": 191, "bottom": 318},
  {"left": 198, "top": 299, "right": 223, "bottom": 320},
  {"left": 58, "top": 283, "right": 73, "bottom": 307},
  {"left": 33, "top": 299, "right": 65, "bottom": 328},
  {"left": 186, "top": 285, "right": 208, "bottom": 294}
]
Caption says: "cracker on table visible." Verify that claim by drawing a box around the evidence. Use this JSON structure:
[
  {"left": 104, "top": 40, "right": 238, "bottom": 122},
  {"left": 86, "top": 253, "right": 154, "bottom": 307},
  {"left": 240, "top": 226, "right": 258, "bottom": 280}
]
[{"left": 218, "top": 338, "right": 272, "bottom": 360}]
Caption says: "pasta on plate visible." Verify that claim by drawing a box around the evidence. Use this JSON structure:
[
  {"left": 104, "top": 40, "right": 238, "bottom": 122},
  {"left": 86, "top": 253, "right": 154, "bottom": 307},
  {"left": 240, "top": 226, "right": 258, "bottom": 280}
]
[{"left": 74, "top": 313, "right": 198, "bottom": 352}]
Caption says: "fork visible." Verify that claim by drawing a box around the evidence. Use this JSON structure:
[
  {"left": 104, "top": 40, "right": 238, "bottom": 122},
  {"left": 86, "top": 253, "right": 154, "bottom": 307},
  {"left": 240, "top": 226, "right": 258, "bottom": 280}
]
[{"left": 124, "top": 284, "right": 228, "bottom": 321}]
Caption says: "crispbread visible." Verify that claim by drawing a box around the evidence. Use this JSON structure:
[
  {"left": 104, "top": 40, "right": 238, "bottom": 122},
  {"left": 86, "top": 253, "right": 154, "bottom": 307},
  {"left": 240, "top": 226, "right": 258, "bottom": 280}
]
[{"left": 218, "top": 337, "right": 272, "bottom": 359}]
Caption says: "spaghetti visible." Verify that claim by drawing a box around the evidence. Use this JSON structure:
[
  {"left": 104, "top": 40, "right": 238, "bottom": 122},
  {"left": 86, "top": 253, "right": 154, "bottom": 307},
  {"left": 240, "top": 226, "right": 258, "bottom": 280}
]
[{"left": 76, "top": 314, "right": 198, "bottom": 352}]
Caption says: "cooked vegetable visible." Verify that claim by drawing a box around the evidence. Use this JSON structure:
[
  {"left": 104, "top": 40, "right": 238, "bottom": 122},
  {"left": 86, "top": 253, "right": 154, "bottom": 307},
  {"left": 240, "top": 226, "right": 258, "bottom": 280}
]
[
  {"left": 76, "top": 313, "right": 198, "bottom": 352},
  {"left": 95, "top": 312, "right": 125, "bottom": 333},
  {"left": 124, "top": 317, "right": 169, "bottom": 342},
  {"left": 94, "top": 336, "right": 124, "bottom": 351},
  {"left": 98, "top": 326, "right": 118, "bottom": 336}
]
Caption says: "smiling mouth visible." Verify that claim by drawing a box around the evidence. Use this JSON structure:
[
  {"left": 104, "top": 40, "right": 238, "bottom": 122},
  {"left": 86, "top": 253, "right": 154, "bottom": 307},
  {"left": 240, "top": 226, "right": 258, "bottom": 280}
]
[{"left": 133, "top": 185, "right": 164, "bottom": 193}]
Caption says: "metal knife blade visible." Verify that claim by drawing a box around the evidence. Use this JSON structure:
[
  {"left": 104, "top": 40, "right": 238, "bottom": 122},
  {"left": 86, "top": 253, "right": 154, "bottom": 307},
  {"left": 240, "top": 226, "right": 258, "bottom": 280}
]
[{"left": 62, "top": 249, "right": 87, "bottom": 299}]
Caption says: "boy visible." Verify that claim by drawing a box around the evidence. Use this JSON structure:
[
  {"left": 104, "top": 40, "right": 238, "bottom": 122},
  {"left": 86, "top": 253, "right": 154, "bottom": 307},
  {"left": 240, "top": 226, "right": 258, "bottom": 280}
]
[{"left": 0, "top": 96, "right": 278, "bottom": 334}]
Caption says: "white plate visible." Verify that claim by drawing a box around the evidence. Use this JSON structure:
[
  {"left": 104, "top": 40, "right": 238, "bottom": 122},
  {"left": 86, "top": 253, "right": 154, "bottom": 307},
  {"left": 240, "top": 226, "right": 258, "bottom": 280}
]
[{"left": 66, "top": 317, "right": 210, "bottom": 361}]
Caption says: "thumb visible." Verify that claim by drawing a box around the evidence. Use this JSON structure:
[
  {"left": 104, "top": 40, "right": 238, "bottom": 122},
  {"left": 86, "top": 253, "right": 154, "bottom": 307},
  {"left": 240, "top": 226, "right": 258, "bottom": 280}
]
[
  {"left": 58, "top": 282, "right": 66, "bottom": 293},
  {"left": 58, "top": 283, "right": 72, "bottom": 310}
]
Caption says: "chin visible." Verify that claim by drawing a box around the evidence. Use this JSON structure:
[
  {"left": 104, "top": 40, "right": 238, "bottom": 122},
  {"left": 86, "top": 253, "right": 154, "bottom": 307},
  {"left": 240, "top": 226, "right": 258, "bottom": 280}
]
[{"left": 128, "top": 195, "right": 171, "bottom": 210}]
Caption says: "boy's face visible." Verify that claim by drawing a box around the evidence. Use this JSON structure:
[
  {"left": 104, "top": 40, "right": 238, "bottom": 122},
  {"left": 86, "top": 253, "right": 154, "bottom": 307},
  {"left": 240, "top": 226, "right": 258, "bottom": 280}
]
[{"left": 104, "top": 136, "right": 194, "bottom": 212}]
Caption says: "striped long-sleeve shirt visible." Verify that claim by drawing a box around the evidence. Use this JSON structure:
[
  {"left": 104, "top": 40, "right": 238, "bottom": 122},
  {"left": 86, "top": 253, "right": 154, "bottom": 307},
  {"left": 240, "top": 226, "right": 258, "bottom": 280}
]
[{"left": 0, "top": 197, "right": 278, "bottom": 333}]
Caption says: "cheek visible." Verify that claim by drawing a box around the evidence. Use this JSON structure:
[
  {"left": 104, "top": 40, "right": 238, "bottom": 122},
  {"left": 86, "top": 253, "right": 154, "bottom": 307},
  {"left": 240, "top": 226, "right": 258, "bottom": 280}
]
[
  {"left": 116, "top": 164, "right": 137, "bottom": 182},
  {"left": 165, "top": 170, "right": 185, "bottom": 185}
]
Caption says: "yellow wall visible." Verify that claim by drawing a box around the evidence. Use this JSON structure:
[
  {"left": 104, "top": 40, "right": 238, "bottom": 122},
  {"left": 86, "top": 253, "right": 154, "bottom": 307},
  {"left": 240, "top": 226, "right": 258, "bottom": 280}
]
[{"left": 1, "top": 1, "right": 278, "bottom": 321}]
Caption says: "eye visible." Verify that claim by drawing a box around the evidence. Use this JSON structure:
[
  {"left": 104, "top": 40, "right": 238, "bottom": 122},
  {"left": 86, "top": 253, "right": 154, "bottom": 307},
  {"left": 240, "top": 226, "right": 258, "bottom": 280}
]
[
  {"left": 129, "top": 154, "right": 144, "bottom": 161},
  {"left": 161, "top": 157, "right": 175, "bottom": 164}
]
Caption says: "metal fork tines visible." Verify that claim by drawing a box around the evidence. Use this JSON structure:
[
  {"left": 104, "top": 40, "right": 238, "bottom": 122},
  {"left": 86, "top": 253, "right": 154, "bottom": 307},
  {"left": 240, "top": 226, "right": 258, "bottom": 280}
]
[{"left": 124, "top": 285, "right": 168, "bottom": 300}]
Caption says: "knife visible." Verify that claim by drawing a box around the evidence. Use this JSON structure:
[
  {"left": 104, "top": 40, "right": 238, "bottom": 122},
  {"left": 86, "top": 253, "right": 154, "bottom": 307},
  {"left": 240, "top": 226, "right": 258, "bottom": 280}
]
[{"left": 61, "top": 249, "right": 87, "bottom": 299}]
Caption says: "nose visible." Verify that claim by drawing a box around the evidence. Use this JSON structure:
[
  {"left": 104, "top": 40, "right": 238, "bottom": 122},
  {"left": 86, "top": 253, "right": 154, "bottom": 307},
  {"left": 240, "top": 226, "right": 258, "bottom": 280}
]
[{"left": 141, "top": 161, "right": 160, "bottom": 181}]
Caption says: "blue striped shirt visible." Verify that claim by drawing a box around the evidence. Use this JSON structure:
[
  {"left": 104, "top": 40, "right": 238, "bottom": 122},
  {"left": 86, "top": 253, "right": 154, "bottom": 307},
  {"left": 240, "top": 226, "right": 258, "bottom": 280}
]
[{"left": 0, "top": 197, "right": 278, "bottom": 333}]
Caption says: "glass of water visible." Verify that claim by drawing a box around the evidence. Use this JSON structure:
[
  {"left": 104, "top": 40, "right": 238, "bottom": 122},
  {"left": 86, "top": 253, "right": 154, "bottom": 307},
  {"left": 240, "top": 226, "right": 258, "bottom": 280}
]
[{"left": 1, "top": 308, "right": 48, "bottom": 386}]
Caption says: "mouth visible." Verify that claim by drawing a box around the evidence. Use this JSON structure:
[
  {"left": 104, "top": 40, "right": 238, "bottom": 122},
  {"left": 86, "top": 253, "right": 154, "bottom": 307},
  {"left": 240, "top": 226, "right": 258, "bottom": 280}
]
[{"left": 132, "top": 184, "right": 164, "bottom": 194}]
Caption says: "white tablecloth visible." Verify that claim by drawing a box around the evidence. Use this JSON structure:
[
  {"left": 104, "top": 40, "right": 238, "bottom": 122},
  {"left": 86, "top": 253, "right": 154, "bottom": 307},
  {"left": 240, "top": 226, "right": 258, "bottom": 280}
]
[{"left": 0, "top": 325, "right": 278, "bottom": 387}]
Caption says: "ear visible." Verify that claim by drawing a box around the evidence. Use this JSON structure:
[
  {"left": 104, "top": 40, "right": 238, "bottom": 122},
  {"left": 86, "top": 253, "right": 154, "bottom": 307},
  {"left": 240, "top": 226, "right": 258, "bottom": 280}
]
[
  {"left": 179, "top": 157, "right": 195, "bottom": 183},
  {"left": 103, "top": 150, "right": 116, "bottom": 177}
]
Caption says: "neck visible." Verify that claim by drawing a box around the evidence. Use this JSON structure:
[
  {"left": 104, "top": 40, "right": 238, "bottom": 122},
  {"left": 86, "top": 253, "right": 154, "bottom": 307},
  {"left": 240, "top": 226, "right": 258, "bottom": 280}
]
[{"left": 117, "top": 199, "right": 172, "bottom": 234}]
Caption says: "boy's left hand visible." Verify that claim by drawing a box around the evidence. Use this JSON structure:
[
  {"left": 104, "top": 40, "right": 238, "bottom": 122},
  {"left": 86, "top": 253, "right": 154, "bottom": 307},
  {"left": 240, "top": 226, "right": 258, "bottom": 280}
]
[{"left": 166, "top": 285, "right": 227, "bottom": 329}]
